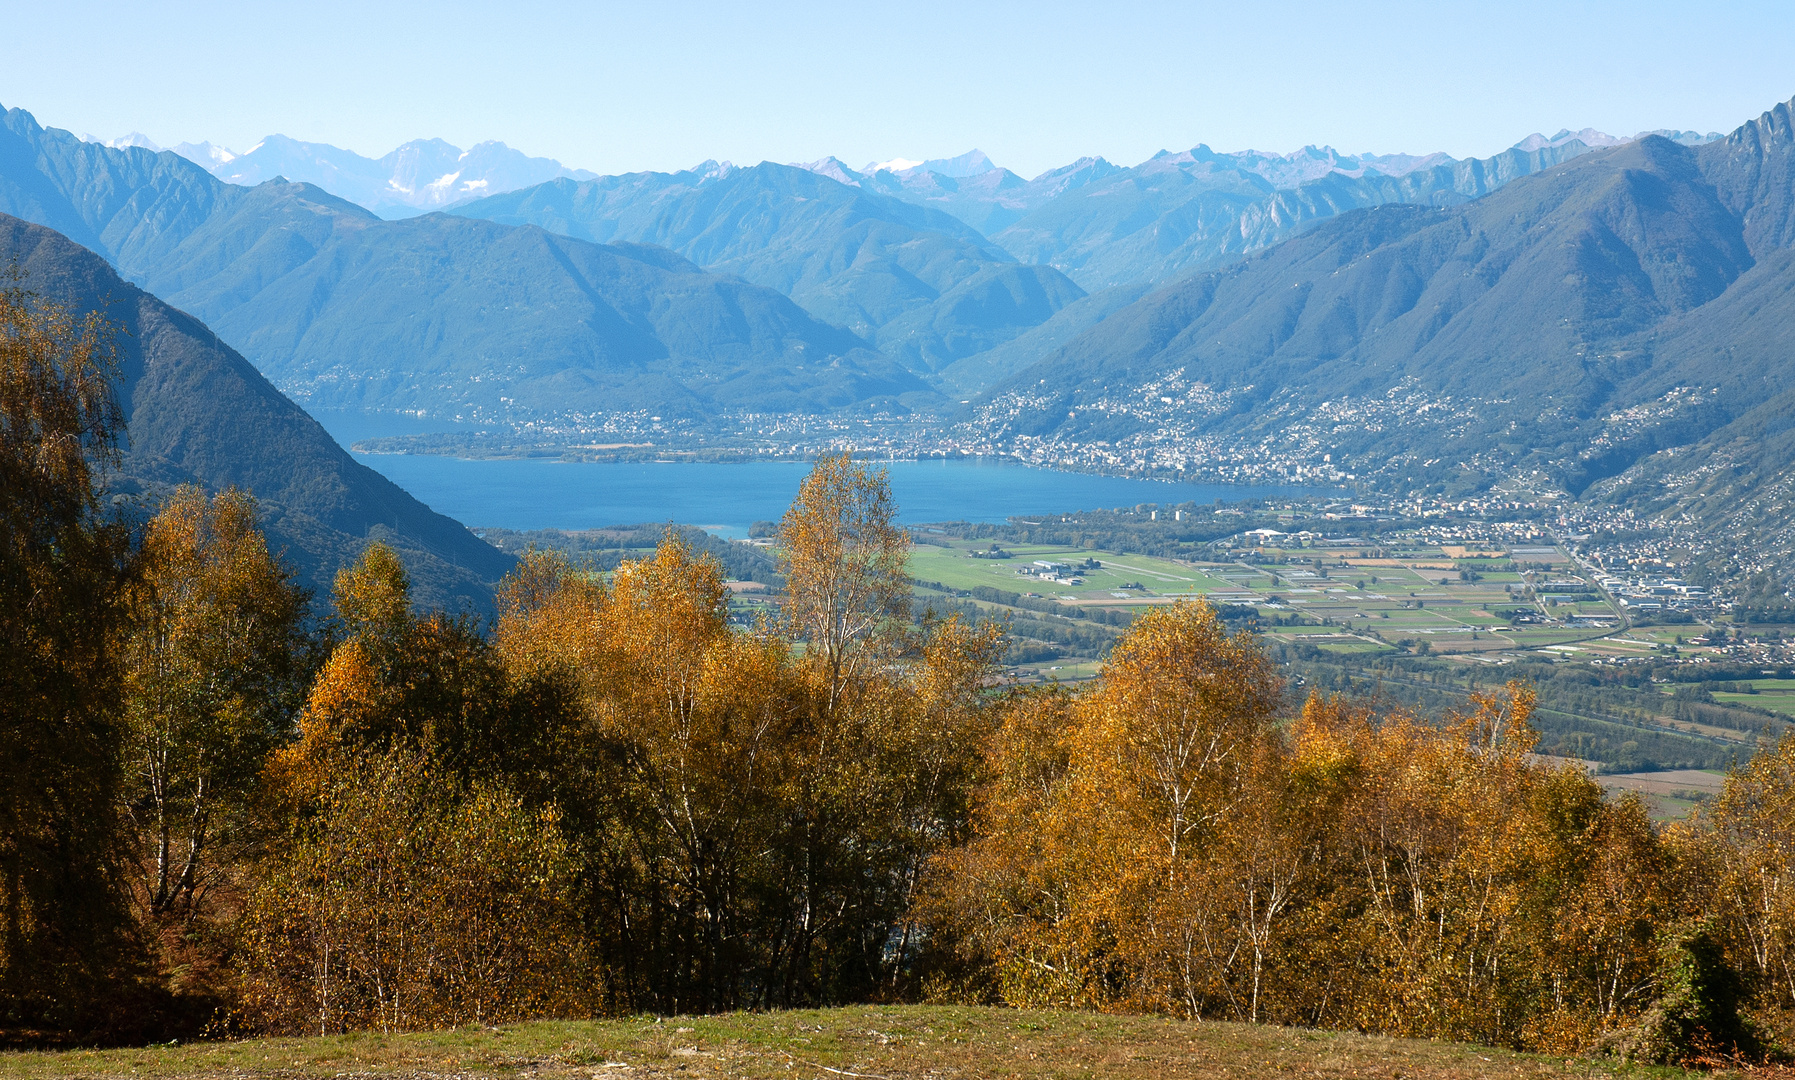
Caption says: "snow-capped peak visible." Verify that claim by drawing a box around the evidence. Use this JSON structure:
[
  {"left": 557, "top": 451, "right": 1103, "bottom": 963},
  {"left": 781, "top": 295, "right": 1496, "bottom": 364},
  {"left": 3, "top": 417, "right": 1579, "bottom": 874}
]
[
  {"left": 864, "top": 157, "right": 924, "bottom": 174},
  {"left": 81, "top": 131, "right": 162, "bottom": 151}
]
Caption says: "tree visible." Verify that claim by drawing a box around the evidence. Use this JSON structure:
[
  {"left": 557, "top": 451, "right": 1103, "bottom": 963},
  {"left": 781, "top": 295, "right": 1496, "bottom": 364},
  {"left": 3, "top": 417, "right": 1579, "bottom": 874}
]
[
  {"left": 245, "top": 543, "right": 591, "bottom": 1032},
  {"left": 929, "top": 623, "right": 1679, "bottom": 1049},
  {"left": 778, "top": 454, "right": 909, "bottom": 715},
  {"left": 0, "top": 277, "right": 144, "bottom": 1030},
  {"left": 121, "top": 487, "right": 311, "bottom": 936},
  {"left": 279, "top": 542, "right": 574, "bottom": 797},
  {"left": 929, "top": 602, "right": 1284, "bottom": 1014},
  {"left": 1695, "top": 730, "right": 1795, "bottom": 1014},
  {"left": 237, "top": 749, "right": 584, "bottom": 1033}
]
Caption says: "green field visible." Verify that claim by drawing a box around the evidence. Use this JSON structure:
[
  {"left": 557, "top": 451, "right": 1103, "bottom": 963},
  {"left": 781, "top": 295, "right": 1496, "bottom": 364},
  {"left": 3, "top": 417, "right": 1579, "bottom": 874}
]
[
  {"left": 907, "top": 542, "right": 1234, "bottom": 604},
  {"left": 904, "top": 538, "right": 1717, "bottom": 667},
  {"left": 1712, "top": 691, "right": 1795, "bottom": 715}
]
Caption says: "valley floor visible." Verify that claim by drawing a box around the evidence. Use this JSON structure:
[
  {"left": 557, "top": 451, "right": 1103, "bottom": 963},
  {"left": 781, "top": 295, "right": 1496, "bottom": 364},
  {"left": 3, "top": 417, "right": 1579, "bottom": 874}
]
[{"left": 0, "top": 1006, "right": 1733, "bottom": 1080}]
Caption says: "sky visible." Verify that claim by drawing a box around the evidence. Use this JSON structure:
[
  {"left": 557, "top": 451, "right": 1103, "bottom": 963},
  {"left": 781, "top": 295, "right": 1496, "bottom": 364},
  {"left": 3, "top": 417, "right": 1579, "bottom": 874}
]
[{"left": 5, "top": 0, "right": 1795, "bottom": 178}]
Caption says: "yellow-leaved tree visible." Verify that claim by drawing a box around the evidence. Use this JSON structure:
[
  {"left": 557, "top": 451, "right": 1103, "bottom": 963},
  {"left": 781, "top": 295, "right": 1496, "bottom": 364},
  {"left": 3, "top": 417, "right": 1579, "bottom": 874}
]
[
  {"left": 121, "top": 486, "right": 311, "bottom": 1001},
  {"left": 928, "top": 604, "right": 1681, "bottom": 1052},
  {"left": 778, "top": 452, "right": 909, "bottom": 717},
  {"left": 122, "top": 487, "right": 310, "bottom": 927},
  {"left": 237, "top": 543, "right": 589, "bottom": 1032},
  {"left": 0, "top": 277, "right": 146, "bottom": 1032},
  {"left": 1691, "top": 730, "right": 1795, "bottom": 1015},
  {"left": 483, "top": 464, "right": 1004, "bottom": 1012}
]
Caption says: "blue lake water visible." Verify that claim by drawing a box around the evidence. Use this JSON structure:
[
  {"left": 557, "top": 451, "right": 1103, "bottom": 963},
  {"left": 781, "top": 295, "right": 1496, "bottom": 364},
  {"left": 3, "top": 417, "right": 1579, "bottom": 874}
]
[
  {"left": 310, "top": 411, "right": 1332, "bottom": 535},
  {"left": 356, "top": 455, "right": 1334, "bottom": 536}
]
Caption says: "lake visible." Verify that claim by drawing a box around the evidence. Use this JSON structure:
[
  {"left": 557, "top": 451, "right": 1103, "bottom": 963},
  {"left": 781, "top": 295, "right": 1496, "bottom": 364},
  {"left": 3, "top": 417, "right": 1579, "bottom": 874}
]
[{"left": 309, "top": 411, "right": 1331, "bottom": 535}]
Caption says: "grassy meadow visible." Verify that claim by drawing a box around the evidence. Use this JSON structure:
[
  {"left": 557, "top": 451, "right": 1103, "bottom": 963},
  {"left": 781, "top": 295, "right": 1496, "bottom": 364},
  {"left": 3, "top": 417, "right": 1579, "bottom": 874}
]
[{"left": 0, "top": 1006, "right": 1725, "bottom": 1080}]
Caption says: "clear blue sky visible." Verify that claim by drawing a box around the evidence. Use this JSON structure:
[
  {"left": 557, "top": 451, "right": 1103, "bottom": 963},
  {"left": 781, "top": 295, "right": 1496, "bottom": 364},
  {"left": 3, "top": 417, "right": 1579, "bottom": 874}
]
[{"left": 6, "top": 0, "right": 1793, "bottom": 178}]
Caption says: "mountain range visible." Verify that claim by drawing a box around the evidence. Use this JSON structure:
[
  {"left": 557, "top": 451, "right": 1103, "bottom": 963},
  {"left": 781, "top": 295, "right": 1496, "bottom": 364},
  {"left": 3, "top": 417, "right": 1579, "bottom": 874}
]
[
  {"left": 4, "top": 105, "right": 924, "bottom": 422},
  {"left": 84, "top": 131, "right": 597, "bottom": 218},
  {"left": 449, "top": 161, "right": 1086, "bottom": 376}
]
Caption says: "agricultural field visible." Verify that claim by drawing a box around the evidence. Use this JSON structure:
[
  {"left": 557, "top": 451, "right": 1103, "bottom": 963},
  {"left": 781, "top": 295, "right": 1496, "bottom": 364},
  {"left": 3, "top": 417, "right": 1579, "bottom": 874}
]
[
  {"left": 1708, "top": 679, "right": 1795, "bottom": 716},
  {"left": 905, "top": 536, "right": 1689, "bottom": 670},
  {"left": 0, "top": 1006, "right": 1714, "bottom": 1080},
  {"left": 907, "top": 541, "right": 1237, "bottom": 601}
]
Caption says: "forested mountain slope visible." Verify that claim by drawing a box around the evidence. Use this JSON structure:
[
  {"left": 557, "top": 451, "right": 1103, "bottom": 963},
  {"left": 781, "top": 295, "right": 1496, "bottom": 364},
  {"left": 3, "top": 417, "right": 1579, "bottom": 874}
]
[
  {"left": 0, "top": 213, "right": 513, "bottom": 608},
  {"left": 450, "top": 161, "right": 1086, "bottom": 376},
  {"left": 0, "top": 104, "right": 926, "bottom": 420},
  {"left": 971, "top": 97, "right": 1795, "bottom": 503}
]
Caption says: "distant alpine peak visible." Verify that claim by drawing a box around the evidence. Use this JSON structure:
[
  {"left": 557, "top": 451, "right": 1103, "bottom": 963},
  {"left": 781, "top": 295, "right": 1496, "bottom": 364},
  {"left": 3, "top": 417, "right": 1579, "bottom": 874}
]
[
  {"left": 1510, "top": 127, "right": 1723, "bottom": 152},
  {"left": 690, "top": 159, "right": 737, "bottom": 181},
  {"left": 79, "top": 131, "right": 161, "bottom": 151},
  {"left": 795, "top": 156, "right": 863, "bottom": 186},
  {"left": 151, "top": 133, "right": 597, "bottom": 218},
  {"left": 1512, "top": 128, "right": 1627, "bottom": 152},
  {"left": 860, "top": 150, "right": 1000, "bottom": 178},
  {"left": 1146, "top": 143, "right": 1453, "bottom": 188},
  {"left": 174, "top": 140, "right": 236, "bottom": 166}
]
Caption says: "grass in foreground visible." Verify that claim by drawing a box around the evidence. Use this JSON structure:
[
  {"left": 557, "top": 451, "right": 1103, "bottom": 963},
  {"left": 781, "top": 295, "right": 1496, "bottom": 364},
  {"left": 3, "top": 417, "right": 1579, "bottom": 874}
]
[{"left": 0, "top": 1005, "right": 1735, "bottom": 1079}]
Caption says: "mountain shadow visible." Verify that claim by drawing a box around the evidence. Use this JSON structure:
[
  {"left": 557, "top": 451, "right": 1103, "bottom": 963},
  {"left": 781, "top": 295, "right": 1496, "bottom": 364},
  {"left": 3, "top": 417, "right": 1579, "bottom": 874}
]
[{"left": 0, "top": 212, "right": 514, "bottom": 610}]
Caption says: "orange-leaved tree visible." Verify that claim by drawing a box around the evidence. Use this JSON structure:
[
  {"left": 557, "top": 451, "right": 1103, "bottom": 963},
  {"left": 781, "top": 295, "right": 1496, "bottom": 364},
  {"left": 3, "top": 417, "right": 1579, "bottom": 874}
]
[
  {"left": 928, "top": 606, "right": 1681, "bottom": 1051},
  {"left": 929, "top": 600, "right": 1283, "bottom": 1013},
  {"left": 239, "top": 542, "right": 588, "bottom": 1032},
  {"left": 1690, "top": 729, "right": 1795, "bottom": 1015}
]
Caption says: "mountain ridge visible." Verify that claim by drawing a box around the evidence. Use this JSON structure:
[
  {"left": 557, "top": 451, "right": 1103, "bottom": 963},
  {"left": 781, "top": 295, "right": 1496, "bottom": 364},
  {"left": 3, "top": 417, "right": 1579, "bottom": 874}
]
[
  {"left": 80, "top": 130, "right": 599, "bottom": 218},
  {"left": 449, "top": 160, "right": 1087, "bottom": 377}
]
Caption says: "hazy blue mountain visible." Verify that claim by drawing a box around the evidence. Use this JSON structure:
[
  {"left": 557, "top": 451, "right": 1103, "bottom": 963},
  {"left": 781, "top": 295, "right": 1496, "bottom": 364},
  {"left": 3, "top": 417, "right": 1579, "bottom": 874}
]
[
  {"left": 160, "top": 132, "right": 598, "bottom": 217},
  {"left": 797, "top": 154, "right": 1126, "bottom": 236},
  {"left": 860, "top": 149, "right": 999, "bottom": 178},
  {"left": 0, "top": 212, "right": 513, "bottom": 609},
  {"left": 931, "top": 283, "right": 1153, "bottom": 398},
  {"left": 2, "top": 103, "right": 924, "bottom": 422},
  {"left": 811, "top": 133, "right": 1726, "bottom": 293},
  {"left": 2, "top": 106, "right": 229, "bottom": 266},
  {"left": 968, "top": 96, "right": 1795, "bottom": 498},
  {"left": 1581, "top": 101, "right": 1795, "bottom": 529},
  {"left": 1511, "top": 127, "right": 1720, "bottom": 152},
  {"left": 450, "top": 161, "right": 1086, "bottom": 376},
  {"left": 987, "top": 140, "right": 1615, "bottom": 289},
  {"left": 155, "top": 186, "right": 927, "bottom": 419}
]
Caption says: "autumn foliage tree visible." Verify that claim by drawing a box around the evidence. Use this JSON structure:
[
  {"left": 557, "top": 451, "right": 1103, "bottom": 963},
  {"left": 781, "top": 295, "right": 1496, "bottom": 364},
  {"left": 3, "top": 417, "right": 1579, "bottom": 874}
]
[
  {"left": 237, "top": 543, "right": 590, "bottom": 1032},
  {"left": 121, "top": 486, "right": 311, "bottom": 950},
  {"left": 778, "top": 453, "right": 909, "bottom": 715},
  {"left": 0, "top": 279, "right": 145, "bottom": 1033},
  {"left": 485, "top": 463, "right": 1003, "bottom": 1012},
  {"left": 1677, "top": 729, "right": 1795, "bottom": 1049},
  {"left": 926, "top": 600, "right": 1712, "bottom": 1053}
]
